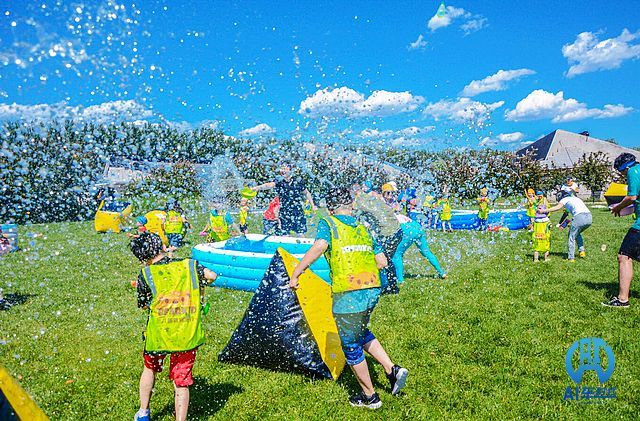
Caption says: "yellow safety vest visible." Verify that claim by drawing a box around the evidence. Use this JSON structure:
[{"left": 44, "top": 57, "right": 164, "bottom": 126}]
[
  {"left": 478, "top": 197, "right": 490, "bottom": 219},
  {"left": 142, "top": 259, "right": 205, "bottom": 352},
  {"left": 324, "top": 216, "right": 380, "bottom": 293},
  {"left": 532, "top": 221, "right": 551, "bottom": 252},
  {"left": 164, "top": 210, "right": 185, "bottom": 234},
  {"left": 209, "top": 213, "right": 230, "bottom": 242},
  {"left": 145, "top": 210, "right": 168, "bottom": 245},
  {"left": 440, "top": 200, "right": 452, "bottom": 220}
]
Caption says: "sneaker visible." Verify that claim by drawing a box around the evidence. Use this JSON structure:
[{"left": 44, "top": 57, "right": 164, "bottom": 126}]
[
  {"left": 387, "top": 365, "right": 409, "bottom": 395},
  {"left": 579, "top": 251, "right": 586, "bottom": 258},
  {"left": 349, "top": 392, "right": 382, "bottom": 409},
  {"left": 602, "top": 297, "right": 629, "bottom": 308},
  {"left": 566, "top": 259, "right": 576, "bottom": 263},
  {"left": 134, "top": 411, "right": 150, "bottom": 421}
]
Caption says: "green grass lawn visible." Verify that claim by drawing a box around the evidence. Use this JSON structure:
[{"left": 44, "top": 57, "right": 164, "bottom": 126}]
[{"left": 1, "top": 207, "right": 639, "bottom": 420}]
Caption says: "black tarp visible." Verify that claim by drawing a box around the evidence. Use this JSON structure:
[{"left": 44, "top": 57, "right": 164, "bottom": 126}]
[{"left": 218, "top": 251, "right": 332, "bottom": 379}]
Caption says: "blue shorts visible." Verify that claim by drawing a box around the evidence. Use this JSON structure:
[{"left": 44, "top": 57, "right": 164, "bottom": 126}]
[
  {"left": 167, "top": 233, "right": 184, "bottom": 247},
  {"left": 333, "top": 309, "right": 376, "bottom": 365}
]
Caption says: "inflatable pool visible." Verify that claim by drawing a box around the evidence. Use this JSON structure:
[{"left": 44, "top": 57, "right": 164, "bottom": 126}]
[
  {"left": 447, "top": 209, "right": 528, "bottom": 230},
  {"left": 193, "top": 234, "right": 330, "bottom": 291}
]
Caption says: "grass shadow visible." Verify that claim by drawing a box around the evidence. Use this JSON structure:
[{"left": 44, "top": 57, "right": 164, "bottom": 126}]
[
  {"left": 155, "top": 377, "right": 243, "bottom": 420},
  {"left": 0, "top": 293, "right": 35, "bottom": 310},
  {"left": 336, "top": 356, "right": 391, "bottom": 395},
  {"left": 578, "top": 280, "right": 639, "bottom": 299}
]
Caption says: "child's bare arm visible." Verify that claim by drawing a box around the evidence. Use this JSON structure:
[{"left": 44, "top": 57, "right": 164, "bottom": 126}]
[{"left": 203, "top": 268, "right": 217, "bottom": 283}]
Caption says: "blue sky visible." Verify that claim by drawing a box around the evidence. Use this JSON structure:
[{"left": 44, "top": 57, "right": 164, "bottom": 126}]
[{"left": 1, "top": 0, "right": 639, "bottom": 150}]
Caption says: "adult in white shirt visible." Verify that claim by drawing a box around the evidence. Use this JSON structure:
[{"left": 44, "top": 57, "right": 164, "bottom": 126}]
[{"left": 539, "top": 186, "right": 592, "bottom": 261}]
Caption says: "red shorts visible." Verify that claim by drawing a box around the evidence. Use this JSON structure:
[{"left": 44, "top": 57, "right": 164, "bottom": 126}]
[{"left": 143, "top": 348, "right": 197, "bottom": 387}]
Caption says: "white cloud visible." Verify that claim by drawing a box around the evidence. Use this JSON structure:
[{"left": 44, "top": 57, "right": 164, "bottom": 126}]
[
  {"left": 428, "top": 6, "right": 468, "bottom": 31},
  {"left": 0, "top": 100, "right": 154, "bottom": 123},
  {"left": 563, "top": 29, "right": 640, "bottom": 77},
  {"left": 299, "top": 87, "right": 424, "bottom": 119},
  {"left": 427, "top": 5, "right": 487, "bottom": 34},
  {"left": 423, "top": 97, "right": 504, "bottom": 123},
  {"left": 505, "top": 89, "right": 633, "bottom": 123},
  {"left": 407, "top": 34, "right": 428, "bottom": 51},
  {"left": 359, "top": 126, "right": 434, "bottom": 139},
  {"left": 461, "top": 68, "right": 536, "bottom": 97},
  {"left": 479, "top": 132, "right": 526, "bottom": 147},
  {"left": 460, "top": 17, "right": 488, "bottom": 35},
  {"left": 238, "top": 123, "right": 276, "bottom": 137}
]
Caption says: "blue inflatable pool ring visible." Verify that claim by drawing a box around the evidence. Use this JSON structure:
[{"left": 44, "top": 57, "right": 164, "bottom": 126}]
[
  {"left": 193, "top": 234, "right": 330, "bottom": 292},
  {"left": 448, "top": 209, "right": 528, "bottom": 230}
]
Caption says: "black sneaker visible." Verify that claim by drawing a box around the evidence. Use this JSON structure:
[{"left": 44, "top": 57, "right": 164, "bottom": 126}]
[
  {"left": 602, "top": 297, "right": 630, "bottom": 308},
  {"left": 349, "top": 392, "right": 382, "bottom": 409},
  {"left": 387, "top": 365, "right": 408, "bottom": 395}
]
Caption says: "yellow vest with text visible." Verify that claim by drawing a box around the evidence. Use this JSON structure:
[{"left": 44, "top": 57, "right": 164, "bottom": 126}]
[
  {"left": 142, "top": 259, "right": 205, "bottom": 352},
  {"left": 532, "top": 220, "right": 551, "bottom": 252},
  {"left": 324, "top": 216, "right": 380, "bottom": 293},
  {"left": 209, "top": 213, "right": 230, "bottom": 241},
  {"left": 164, "top": 210, "right": 185, "bottom": 234}
]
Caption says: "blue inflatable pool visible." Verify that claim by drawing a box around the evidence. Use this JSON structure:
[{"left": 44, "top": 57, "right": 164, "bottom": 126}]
[
  {"left": 193, "top": 234, "right": 330, "bottom": 292},
  {"left": 414, "top": 209, "right": 528, "bottom": 230},
  {"left": 448, "top": 209, "right": 528, "bottom": 230}
]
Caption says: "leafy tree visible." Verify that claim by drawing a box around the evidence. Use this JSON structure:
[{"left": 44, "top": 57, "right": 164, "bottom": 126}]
[{"left": 574, "top": 152, "right": 612, "bottom": 198}]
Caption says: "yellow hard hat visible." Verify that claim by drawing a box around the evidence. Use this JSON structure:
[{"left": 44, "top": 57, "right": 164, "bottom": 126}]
[{"left": 381, "top": 183, "right": 395, "bottom": 192}]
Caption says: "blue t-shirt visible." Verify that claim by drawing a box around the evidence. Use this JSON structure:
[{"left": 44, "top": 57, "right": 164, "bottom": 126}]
[
  {"left": 627, "top": 164, "right": 640, "bottom": 230},
  {"left": 316, "top": 215, "right": 382, "bottom": 314}
]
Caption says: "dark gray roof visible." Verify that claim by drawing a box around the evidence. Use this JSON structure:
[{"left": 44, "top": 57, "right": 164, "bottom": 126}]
[{"left": 516, "top": 129, "right": 637, "bottom": 168}]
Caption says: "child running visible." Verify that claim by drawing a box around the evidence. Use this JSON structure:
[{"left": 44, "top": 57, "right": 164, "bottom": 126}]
[
  {"left": 393, "top": 214, "right": 447, "bottom": 281},
  {"left": 289, "top": 187, "right": 408, "bottom": 409},
  {"left": 130, "top": 232, "right": 218, "bottom": 421}
]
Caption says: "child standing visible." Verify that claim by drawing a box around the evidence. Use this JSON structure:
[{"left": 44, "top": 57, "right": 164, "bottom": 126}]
[
  {"left": 130, "top": 233, "right": 217, "bottom": 421},
  {"left": 532, "top": 205, "right": 551, "bottom": 262},
  {"left": 289, "top": 187, "right": 408, "bottom": 409},
  {"left": 438, "top": 196, "right": 453, "bottom": 232},
  {"left": 165, "top": 201, "right": 191, "bottom": 249},
  {"left": 262, "top": 196, "right": 281, "bottom": 235},
  {"left": 238, "top": 197, "right": 250, "bottom": 236},
  {"left": 477, "top": 187, "right": 491, "bottom": 231}
]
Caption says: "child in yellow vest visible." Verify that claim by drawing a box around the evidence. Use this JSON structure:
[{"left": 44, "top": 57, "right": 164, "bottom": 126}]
[
  {"left": 289, "top": 187, "right": 408, "bottom": 409},
  {"left": 477, "top": 187, "right": 491, "bottom": 231},
  {"left": 130, "top": 232, "right": 217, "bottom": 421},
  {"left": 532, "top": 205, "right": 551, "bottom": 262},
  {"left": 200, "top": 204, "right": 239, "bottom": 242},
  {"left": 438, "top": 196, "right": 453, "bottom": 232},
  {"left": 165, "top": 200, "right": 191, "bottom": 249},
  {"left": 238, "top": 197, "right": 250, "bottom": 236}
]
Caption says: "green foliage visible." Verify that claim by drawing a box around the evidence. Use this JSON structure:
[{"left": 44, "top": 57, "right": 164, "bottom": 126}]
[
  {"left": 124, "top": 161, "right": 201, "bottom": 203},
  {"left": 574, "top": 152, "right": 613, "bottom": 194}
]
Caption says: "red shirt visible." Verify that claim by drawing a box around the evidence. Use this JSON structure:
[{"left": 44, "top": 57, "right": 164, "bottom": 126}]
[{"left": 263, "top": 197, "right": 280, "bottom": 220}]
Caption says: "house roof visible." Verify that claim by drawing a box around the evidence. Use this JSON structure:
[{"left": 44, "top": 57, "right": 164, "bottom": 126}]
[{"left": 516, "top": 129, "right": 638, "bottom": 168}]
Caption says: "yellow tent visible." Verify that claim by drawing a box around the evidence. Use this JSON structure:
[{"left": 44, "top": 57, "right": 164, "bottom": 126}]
[
  {"left": 0, "top": 365, "right": 49, "bottom": 420},
  {"left": 604, "top": 183, "right": 627, "bottom": 206},
  {"left": 94, "top": 200, "right": 133, "bottom": 233}
]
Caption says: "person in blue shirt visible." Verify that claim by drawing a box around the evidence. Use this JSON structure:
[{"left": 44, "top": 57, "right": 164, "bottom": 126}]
[
  {"left": 289, "top": 187, "right": 408, "bottom": 409},
  {"left": 604, "top": 153, "right": 640, "bottom": 308}
]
